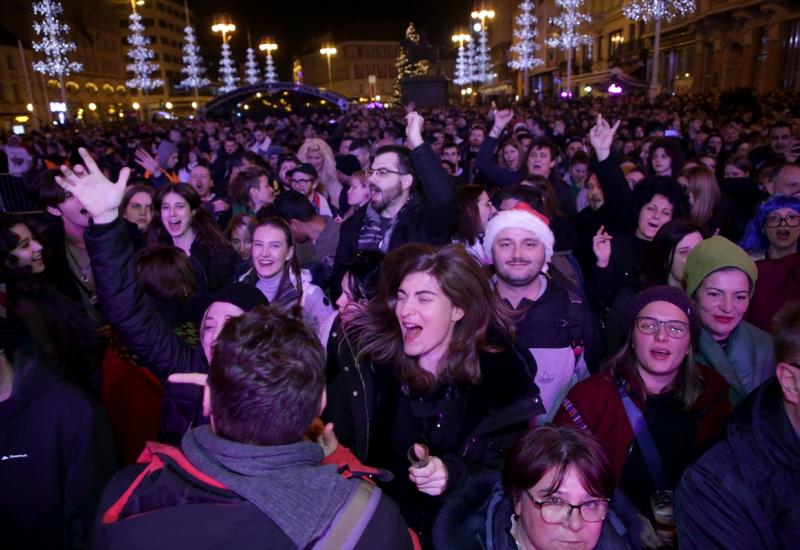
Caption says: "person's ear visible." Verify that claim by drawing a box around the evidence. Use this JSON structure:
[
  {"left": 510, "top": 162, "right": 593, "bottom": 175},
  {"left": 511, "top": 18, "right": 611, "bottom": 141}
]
[
  {"left": 203, "top": 384, "right": 212, "bottom": 419},
  {"left": 318, "top": 387, "right": 328, "bottom": 416},
  {"left": 451, "top": 307, "right": 464, "bottom": 323},
  {"left": 776, "top": 363, "right": 800, "bottom": 405},
  {"left": 400, "top": 173, "right": 414, "bottom": 192},
  {"left": 46, "top": 206, "right": 62, "bottom": 217}
]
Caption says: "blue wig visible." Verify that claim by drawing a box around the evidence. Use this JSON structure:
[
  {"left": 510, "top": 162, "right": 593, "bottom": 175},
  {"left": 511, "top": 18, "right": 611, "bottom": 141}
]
[{"left": 739, "top": 194, "right": 800, "bottom": 253}]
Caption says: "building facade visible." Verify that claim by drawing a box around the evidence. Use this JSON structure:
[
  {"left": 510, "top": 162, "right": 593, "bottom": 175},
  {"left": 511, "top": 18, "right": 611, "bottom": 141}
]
[
  {"left": 495, "top": 0, "right": 800, "bottom": 97},
  {"left": 298, "top": 38, "right": 401, "bottom": 100}
]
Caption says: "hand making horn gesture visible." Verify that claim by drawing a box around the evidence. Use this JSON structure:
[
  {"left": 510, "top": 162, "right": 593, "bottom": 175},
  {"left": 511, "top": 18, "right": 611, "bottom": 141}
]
[{"left": 588, "top": 114, "right": 621, "bottom": 162}]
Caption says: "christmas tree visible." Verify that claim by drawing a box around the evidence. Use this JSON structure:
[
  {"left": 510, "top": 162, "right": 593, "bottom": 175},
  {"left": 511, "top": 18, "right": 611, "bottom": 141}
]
[
  {"left": 126, "top": 11, "right": 163, "bottom": 92},
  {"left": 453, "top": 38, "right": 471, "bottom": 87},
  {"left": 31, "top": 0, "right": 82, "bottom": 115},
  {"left": 244, "top": 47, "right": 260, "bottom": 86},
  {"left": 622, "top": 1, "right": 696, "bottom": 99},
  {"left": 393, "top": 23, "right": 429, "bottom": 104},
  {"left": 546, "top": 0, "right": 592, "bottom": 98},
  {"left": 465, "top": 39, "right": 477, "bottom": 84},
  {"left": 218, "top": 42, "right": 239, "bottom": 94},
  {"left": 508, "top": 1, "right": 544, "bottom": 96},
  {"left": 180, "top": 24, "right": 210, "bottom": 94},
  {"left": 264, "top": 51, "right": 278, "bottom": 84}
]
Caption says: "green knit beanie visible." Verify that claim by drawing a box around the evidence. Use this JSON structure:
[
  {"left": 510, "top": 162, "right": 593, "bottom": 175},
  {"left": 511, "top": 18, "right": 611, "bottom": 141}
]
[{"left": 683, "top": 236, "right": 758, "bottom": 297}]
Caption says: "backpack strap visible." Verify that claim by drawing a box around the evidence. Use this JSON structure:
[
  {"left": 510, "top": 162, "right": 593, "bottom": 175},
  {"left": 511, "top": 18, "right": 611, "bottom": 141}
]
[
  {"left": 312, "top": 480, "right": 382, "bottom": 550},
  {"left": 101, "top": 441, "right": 226, "bottom": 525},
  {"left": 616, "top": 379, "right": 669, "bottom": 490}
]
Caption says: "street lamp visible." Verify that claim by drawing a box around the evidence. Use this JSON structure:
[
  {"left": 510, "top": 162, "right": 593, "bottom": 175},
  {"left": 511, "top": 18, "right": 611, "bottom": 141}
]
[
  {"left": 320, "top": 45, "right": 337, "bottom": 90},
  {"left": 470, "top": 6, "right": 495, "bottom": 84},
  {"left": 211, "top": 13, "right": 236, "bottom": 44},
  {"left": 259, "top": 37, "right": 278, "bottom": 84},
  {"left": 452, "top": 32, "right": 472, "bottom": 93}
]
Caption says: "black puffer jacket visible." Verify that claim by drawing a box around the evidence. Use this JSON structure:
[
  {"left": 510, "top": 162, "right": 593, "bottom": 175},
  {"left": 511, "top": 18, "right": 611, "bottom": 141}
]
[{"left": 85, "top": 218, "right": 206, "bottom": 444}]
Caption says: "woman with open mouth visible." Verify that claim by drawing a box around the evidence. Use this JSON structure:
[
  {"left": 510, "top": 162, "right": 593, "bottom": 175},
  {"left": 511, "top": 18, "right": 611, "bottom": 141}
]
[
  {"left": 148, "top": 183, "right": 239, "bottom": 292},
  {"left": 340, "top": 243, "right": 543, "bottom": 545},
  {"left": 0, "top": 215, "right": 103, "bottom": 392},
  {"left": 685, "top": 236, "right": 775, "bottom": 405},
  {"left": 555, "top": 285, "right": 730, "bottom": 547}
]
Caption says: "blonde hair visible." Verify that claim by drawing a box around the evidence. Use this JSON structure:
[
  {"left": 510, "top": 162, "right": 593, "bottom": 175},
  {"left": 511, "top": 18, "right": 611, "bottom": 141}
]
[
  {"left": 682, "top": 165, "right": 721, "bottom": 226},
  {"left": 297, "top": 138, "right": 337, "bottom": 196}
]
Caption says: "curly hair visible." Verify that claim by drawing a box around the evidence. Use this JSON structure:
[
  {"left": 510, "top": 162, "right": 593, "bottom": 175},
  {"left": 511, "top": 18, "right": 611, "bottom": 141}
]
[
  {"left": 344, "top": 243, "right": 515, "bottom": 393},
  {"left": 632, "top": 176, "right": 692, "bottom": 221}
]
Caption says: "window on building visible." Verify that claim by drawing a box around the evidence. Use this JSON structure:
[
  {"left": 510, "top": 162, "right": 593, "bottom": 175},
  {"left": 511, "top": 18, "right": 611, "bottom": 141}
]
[
  {"left": 7, "top": 55, "right": 15, "bottom": 71},
  {"left": 597, "top": 36, "right": 604, "bottom": 61},
  {"left": 609, "top": 30, "right": 624, "bottom": 57},
  {"left": 143, "top": 18, "right": 154, "bottom": 26},
  {"left": 158, "top": 20, "right": 167, "bottom": 28},
  {"left": 784, "top": 18, "right": 800, "bottom": 91},
  {"left": 365, "top": 46, "right": 372, "bottom": 59},
  {"left": 12, "top": 83, "right": 21, "bottom": 103},
  {"left": 354, "top": 64, "right": 364, "bottom": 78},
  {"left": 0, "top": 85, "right": 6, "bottom": 102}
]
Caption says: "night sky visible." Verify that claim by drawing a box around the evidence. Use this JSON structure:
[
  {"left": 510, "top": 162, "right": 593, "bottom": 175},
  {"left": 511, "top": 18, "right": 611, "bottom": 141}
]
[{"left": 189, "top": 0, "right": 470, "bottom": 77}]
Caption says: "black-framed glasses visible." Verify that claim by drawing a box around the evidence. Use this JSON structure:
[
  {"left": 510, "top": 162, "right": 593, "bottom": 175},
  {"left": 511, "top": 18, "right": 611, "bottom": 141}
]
[
  {"left": 366, "top": 167, "right": 406, "bottom": 177},
  {"left": 764, "top": 215, "right": 800, "bottom": 228},
  {"left": 635, "top": 316, "right": 690, "bottom": 339},
  {"left": 529, "top": 494, "right": 610, "bottom": 524}
]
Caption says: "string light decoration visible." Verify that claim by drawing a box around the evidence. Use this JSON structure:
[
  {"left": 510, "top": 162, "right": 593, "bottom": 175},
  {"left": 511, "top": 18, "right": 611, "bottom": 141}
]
[
  {"left": 465, "top": 38, "right": 478, "bottom": 84},
  {"left": 546, "top": 0, "right": 592, "bottom": 98},
  {"left": 31, "top": 0, "right": 82, "bottom": 80},
  {"left": 622, "top": 1, "right": 696, "bottom": 99},
  {"left": 452, "top": 32, "right": 471, "bottom": 87},
  {"left": 126, "top": 11, "right": 163, "bottom": 92},
  {"left": 180, "top": 24, "right": 210, "bottom": 92},
  {"left": 244, "top": 47, "right": 260, "bottom": 86},
  {"left": 393, "top": 23, "right": 429, "bottom": 104},
  {"left": 508, "top": 1, "right": 544, "bottom": 96},
  {"left": 218, "top": 42, "right": 239, "bottom": 93},
  {"left": 471, "top": 9, "right": 495, "bottom": 84},
  {"left": 259, "top": 40, "right": 279, "bottom": 85}
]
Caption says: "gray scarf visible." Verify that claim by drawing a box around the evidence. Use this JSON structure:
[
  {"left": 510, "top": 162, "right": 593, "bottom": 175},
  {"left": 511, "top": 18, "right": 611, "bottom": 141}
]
[{"left": 182, "top": 426, "right": 356, "bottom": 548}]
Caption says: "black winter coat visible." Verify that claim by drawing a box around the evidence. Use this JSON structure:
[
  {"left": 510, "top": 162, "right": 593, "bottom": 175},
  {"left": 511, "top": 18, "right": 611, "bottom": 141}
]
[
  {"left": 677, "top": 378, "right": 800, "bottom": 549},
  {"left": 85, "top": 218, "right": 207, "bottom": 444}
]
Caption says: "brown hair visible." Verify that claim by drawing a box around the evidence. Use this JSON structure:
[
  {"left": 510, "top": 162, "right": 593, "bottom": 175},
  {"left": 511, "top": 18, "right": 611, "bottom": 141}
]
[
  {"left": 345, "top": 243, "right": 515, "bottom": 393},
  {"left": 148, "top": 183, "right": 228, "bottom": 250},
  {"left": 773, "top": 302, "right": 800, "bottom": 365},
  {"left": 520, "top": 175, "right": 563, "bottom": 218},
  {"left": 603, "top": 322, "right": 705, "bottom": 409},
  {"left": 134, "top": 245, "right": 199, "bottom": 303},
  {"left": 498, "top": 137, "right": 525, "bottom": 171},
  {"left": 252, "top": 217, "right": 303, "bottom": 306},
  {"left": 453, "top": 184, "right": 486, "bottom": 246},
  {"left": 681, "top": 165, "right": 721, "bottom": 226},
  {"left": 229, "top": 167, "right": 270, "bottom": 211},
  {"left": 119, "top": 184, "right": 155, "bottom": 216},
  {"left": 503, "top": 425, "right": 614, "bottom": 503}
]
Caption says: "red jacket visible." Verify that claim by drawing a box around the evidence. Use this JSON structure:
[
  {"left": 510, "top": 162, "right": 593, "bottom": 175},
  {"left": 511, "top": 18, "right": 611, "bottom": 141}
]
[
  {"left": 747, "top": 252, "right": 800, "bottom": 332},
  {"left": 554, "top": 364, "right": 730, "bottom": 481}
]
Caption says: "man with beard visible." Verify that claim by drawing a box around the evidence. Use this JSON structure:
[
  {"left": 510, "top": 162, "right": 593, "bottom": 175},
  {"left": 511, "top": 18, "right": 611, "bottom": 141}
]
[
  {"left": 484, "top": 204, "right": 603, "bottom": 422},
  {"left": 332, "top": 111, "right": 453, "bottom": 292}
]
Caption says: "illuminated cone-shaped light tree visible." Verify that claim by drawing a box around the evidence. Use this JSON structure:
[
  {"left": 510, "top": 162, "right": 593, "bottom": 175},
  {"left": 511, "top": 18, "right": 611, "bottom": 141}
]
[
  {"left": 180, "top": 24, "right": 210, "bottom": 96},
  {"left": 31, "top": 0, "right": 82, "bottom": 117},
  {"left": 471, "top": 9, "right": 495, "bottom": 84},
  {"left": 264, "top": 51, "right": 278, "bottom": 84},
  {"left": 622, "top": 0, "right": 696, "bottom": 100},
  {"left": 244, "top": 47, "right": 260, "bottom": 86},
  {"left": 126, "top": 11, "right": 164, "bottom": 94},
  {"left": 546, "top": 0, "right": 592, "bottom": 98},
  {"left": 465, "top": 38, "right": 478, "bottom": 84},
  {"left": 218, "top": 43, "right": 239, "bottom": 93},
  {"left": 508, "top": 1, "right": 544, "bottom": 96},
  {"left": 452, "top": 33, "right": 471, "bottom": 87}
]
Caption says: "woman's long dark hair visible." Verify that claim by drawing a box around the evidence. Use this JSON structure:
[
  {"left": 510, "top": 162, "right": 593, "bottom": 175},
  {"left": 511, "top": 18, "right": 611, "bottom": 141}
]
[
  {"left": 452, "top": 184, "right": 485, "bottom": 246},
  {"left": 639, "top": 220, "right": 708, "bottom": 286},
  {"left": 0, "top": 216, "right": 101, "bottom": 386},
  {"left": 345, "top": 243, "right": 515, "bottom": 393},
  {"left": 148, "top": 183, "right": 227, "bottom": 250}
]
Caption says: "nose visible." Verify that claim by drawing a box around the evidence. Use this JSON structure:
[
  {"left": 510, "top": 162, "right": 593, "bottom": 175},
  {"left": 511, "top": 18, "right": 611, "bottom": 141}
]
[
  {"left": 336, "top": 294, "right": 348, "bottom": 310},
  {"left": 721, "top": 295, "right": 733, "bottom": 313},
  {"left": 654, "top": 322, "right": 669, "bottom": 342},
  {"left": 564, "top": 507, "right": 583, "bottom": 532}
]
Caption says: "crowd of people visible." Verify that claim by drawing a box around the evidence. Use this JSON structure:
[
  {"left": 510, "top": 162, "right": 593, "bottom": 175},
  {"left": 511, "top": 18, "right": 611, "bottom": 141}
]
[{"left": 1, "top": 87, "right": 799, "bottom": 549}]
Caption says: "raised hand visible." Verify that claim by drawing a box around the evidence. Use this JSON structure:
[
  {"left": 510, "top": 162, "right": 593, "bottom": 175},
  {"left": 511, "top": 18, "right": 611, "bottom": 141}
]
[
  {"left": 405, "top": 111, "right": 424, "bottom": 149},
  {"left": 493, "top": 108, "right": 514, "bottom": 132},
  {"left": 55, "top": 147, "right": 130, "bottom": 224},
  {"left": 135, "top": 148, "right": 160, "bottom": 174},
  {"left": 593, "top": 225, "right": 613, "bottom": 268},
  {"left": 589, "top": 114, "right": 620, "bottom": 162}
]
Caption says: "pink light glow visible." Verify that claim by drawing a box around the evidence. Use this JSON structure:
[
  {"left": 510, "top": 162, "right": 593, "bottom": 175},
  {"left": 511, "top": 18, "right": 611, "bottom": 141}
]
[{"left": 608, "top": 83, "right": 623, "bottom": 94}]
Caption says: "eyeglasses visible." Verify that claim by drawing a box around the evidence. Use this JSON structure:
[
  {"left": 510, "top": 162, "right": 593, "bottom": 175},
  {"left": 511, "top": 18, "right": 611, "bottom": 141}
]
[
  {"left": 529, "top": 495, "right": 610, "bottom": 524},
  {"left": 635, "top": 316, "right": 690, "bottom": 339},
  {"left": 764, "top": 215, "right": 800, "bottom": 228},
  {"left": 366, "top": 167, "right": 407, "bottom": 177}
]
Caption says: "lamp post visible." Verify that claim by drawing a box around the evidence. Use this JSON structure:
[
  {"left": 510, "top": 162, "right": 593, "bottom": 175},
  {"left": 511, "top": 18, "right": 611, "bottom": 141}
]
[
  {"left": 320, "top": 45, "right": 337, "bottom": 90},
  {"left": 470, "top": 6, "right": 495, "bottom": 85},
  {"left": 211, "top": 13, "right": 235, "bottom": 44},
  {"left": 259, "top": 37, "right": 278, "bottom": 84}
]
